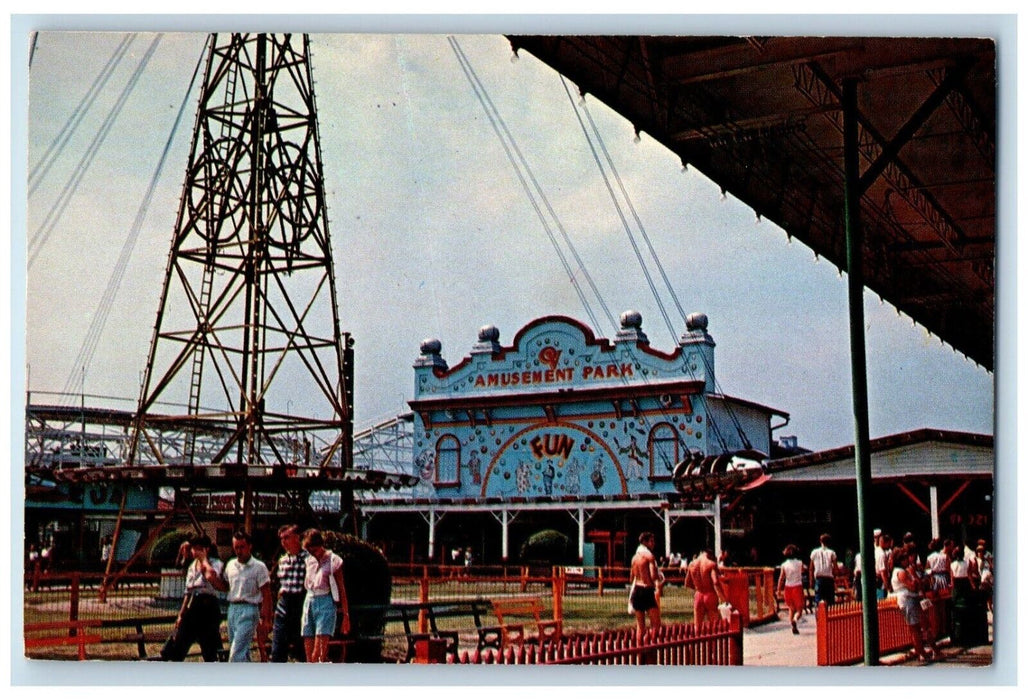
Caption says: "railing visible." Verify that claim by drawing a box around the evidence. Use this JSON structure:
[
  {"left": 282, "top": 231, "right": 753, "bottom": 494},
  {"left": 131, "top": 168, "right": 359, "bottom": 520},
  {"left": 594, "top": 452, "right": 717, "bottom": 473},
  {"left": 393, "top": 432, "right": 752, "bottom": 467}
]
[
  {"left": 24, "top": 619, "right": 104, "bottom": 660},
  {"left": 815, "top": 593, "right": 951, "bottom": 666},
  {"left": 456, "top": 613, "right": 742, "bottom": 665}
]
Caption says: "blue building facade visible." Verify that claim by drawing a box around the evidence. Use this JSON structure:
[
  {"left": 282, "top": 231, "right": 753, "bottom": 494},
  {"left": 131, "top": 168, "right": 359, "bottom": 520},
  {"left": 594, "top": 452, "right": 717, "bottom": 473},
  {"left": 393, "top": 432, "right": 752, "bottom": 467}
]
[{"left": 408, "top": 311, "right": 778, "bottom": 503}]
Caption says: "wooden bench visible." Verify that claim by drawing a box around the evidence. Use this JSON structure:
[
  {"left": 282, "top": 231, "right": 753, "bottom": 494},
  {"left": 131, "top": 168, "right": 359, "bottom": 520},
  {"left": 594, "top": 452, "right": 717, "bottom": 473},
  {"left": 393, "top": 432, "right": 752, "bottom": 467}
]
[
  {"left": 479, "top": 596, "right": 561, "bottom": 651},
  {"left": 341, "top": 599, "right": 492, "bottom": 662},
  {"left": 24, "top": 620, "right": 103, "bottom": 660},
  {"left": 98, "top": 614, "right": 180, "bottom": 659}
]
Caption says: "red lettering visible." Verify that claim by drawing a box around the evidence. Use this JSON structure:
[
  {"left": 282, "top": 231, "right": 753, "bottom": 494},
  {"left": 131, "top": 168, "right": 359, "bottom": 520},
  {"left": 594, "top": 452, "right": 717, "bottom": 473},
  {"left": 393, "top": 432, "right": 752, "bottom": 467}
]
[
  {"left": 487, "top": 374, "right": 498, "bottom": 387},
  {"left": 582, "top": 366, "right": 593, "bottom": 379},
  {"left": 530, "top": 436, "right": 544, "bottom": 459},
  {"left": 474, "top": 375, "right": 485, "bottom": 387},
  {"left": 620, "top": 363, "right": 633, "bottom": 377},
  {"left": 532, "top": 371, "right": 542, "bottom": 383},
  {"left": 529, "top": 433, "right": 576, "bottom": 460},
  {"left": 607, "top": 364, "right": 618, "bottom": 377}
]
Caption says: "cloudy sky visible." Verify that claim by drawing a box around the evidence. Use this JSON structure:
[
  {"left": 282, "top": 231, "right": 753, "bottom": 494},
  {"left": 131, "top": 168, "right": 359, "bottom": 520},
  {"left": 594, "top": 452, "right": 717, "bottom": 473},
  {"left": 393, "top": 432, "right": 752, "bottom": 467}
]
[{"left": 20, "top": 26, "right": 996, "bottom": 453}]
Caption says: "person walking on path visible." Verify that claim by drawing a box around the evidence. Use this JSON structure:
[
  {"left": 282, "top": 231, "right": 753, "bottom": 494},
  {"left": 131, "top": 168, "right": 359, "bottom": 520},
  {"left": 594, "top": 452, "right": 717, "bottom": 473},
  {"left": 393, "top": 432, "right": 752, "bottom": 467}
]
[
  {"left": 160, "top": 534, "right": 224, "bottom": 662},
  {"left": 684, "top": 547, "right": 728, "bottom": 626},
  {"left": 628, "top": 532, "right": 662, "bottom": 644},
  {"left": 270, "top": 524, "right": 309, "bottom": 662},
  {"left": 215, "top": 530, "right": 273, "bottom": 662},
  {"left": 810, "top": 533, "right": 838, "bottom": 606},
  {"left": 301, "top": 529, "right": 350, "bottom": 662},
  {"left": 777, "top": 544, "right": 806, "bottom": 634}
]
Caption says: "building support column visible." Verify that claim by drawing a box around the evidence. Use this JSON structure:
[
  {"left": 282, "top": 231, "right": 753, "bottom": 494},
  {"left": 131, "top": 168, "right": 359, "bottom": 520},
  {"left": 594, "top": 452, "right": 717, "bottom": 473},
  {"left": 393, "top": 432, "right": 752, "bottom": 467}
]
[
  {"left": 843, "top": 76, "right": 880, "bottom": 666},
  {"left": 502, "top": 508, "right": 510, "bottom": 562},
  {"left": 490, "top": 508, "right": 520, "bottom": 562},
  {"left": 577, "top": 507, "right": 586, "bottom": 561},
  {"left": 425, "top": 508, "right": 440, "bottom": 561},
  {"left": 930, "top": 485, "right": 940, "bottom": 539},
  {"left": 663, "top": 508, "right": 672, "bottom": 559}
]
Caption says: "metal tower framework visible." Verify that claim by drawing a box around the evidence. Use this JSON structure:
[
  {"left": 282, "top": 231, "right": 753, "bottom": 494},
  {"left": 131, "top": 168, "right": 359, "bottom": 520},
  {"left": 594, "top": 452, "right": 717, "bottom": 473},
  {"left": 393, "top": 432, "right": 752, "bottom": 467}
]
[{"left": 128, "top": 34, "right": 353, "bottom": 483}]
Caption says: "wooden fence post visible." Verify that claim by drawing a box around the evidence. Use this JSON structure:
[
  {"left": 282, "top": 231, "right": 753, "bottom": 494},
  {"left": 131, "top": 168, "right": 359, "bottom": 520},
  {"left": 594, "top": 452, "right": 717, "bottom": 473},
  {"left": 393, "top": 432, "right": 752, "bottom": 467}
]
[
  {"left": 816, "top": 601, "right": 828, "bottom": 665},
  {"left": 419, "top": 565, "right": 429, "bottom": 634},
  {"left": 728, "top": 610, "right": 743, "bottom": 665}
]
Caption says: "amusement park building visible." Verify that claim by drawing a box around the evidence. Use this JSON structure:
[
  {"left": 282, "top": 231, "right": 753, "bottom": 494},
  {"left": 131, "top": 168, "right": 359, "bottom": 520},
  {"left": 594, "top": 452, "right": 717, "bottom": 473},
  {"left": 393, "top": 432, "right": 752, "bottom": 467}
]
[
  {"left": 360, "top": 311, "right": 788, "bottom": 566},
  {"left": 359, "top": 312, "right": 994, "bottom": 568}
]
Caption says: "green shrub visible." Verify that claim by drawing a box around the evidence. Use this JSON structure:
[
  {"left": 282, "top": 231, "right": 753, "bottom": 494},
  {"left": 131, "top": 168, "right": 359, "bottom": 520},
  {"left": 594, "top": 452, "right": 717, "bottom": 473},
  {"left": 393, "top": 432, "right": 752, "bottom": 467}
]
[
  {"left": 519, "top": 529, "right": 572, "bottom": 565},
  {"left": 324, "top": 531, "right": 392, "bottom": 662},
  {"left": 147, "top": 528, "right": 195, "bottom": 568}
]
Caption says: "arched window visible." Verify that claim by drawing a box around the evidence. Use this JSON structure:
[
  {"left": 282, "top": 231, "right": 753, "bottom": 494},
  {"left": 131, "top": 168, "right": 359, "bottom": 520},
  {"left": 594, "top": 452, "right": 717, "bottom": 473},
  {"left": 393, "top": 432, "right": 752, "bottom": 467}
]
[
  {"left": 435, "top": 435, "right": 461, "bottom": 485},
  {"left": 648, "top": 423, "right": 679, "bottom": 479}
]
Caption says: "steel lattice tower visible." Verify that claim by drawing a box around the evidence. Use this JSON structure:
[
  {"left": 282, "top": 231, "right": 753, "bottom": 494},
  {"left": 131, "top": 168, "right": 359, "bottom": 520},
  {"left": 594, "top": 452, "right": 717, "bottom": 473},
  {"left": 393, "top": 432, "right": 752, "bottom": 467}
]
[{"left": 128, "top": 34, "right": 353, "bottom": 482}]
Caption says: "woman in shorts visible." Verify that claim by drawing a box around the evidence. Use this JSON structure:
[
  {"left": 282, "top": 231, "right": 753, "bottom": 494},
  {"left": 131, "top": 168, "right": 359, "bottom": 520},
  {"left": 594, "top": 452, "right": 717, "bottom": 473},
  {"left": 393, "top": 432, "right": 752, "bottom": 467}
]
[
  {"left": 776, "top": 544, "right": 805, "bottom": 634},
  {"left": 300, "top": 529, "right": 350, "bottom": 662},
  {"left": 892, "top": 550, "right": 938, "bottom": 662}
]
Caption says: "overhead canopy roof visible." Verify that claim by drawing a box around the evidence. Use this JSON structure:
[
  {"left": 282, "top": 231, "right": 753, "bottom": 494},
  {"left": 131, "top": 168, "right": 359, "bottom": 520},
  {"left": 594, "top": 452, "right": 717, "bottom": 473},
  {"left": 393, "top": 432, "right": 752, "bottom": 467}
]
[{"left": 508, "top": 36, "right": 995, "bottom": 370}]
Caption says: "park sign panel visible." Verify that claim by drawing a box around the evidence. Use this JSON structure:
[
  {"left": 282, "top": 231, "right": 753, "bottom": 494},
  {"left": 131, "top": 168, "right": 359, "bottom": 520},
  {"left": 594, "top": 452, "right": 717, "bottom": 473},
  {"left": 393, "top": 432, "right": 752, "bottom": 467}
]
[{"left": 408, "top": 312, "right": 744, "bottom": 501}]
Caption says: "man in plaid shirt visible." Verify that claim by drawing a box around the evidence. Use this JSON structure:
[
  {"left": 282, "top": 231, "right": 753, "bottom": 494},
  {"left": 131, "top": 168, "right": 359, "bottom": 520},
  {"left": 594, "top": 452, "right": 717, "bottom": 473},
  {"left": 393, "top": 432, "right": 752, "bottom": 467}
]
[{"left": 271, "top": 524, "right": 310, "bottom": 662}]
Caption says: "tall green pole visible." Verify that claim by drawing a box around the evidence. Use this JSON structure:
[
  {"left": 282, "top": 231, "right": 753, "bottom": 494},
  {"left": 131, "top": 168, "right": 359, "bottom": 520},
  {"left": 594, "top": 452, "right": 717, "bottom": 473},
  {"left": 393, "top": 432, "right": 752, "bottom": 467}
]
[{"left": 842, "top": 77, "right": 879, "bottom": 665}]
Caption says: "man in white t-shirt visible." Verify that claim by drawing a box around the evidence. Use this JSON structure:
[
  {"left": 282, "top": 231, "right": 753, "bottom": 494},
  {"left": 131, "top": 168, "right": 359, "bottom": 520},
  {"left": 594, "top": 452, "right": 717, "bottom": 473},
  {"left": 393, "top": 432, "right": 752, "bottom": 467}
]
[
  {"left": 215, "top": 530, "right": 272, "bottom": 662},
  {"left": 809, "top": 533, "right": 838, "bottom": 606}
]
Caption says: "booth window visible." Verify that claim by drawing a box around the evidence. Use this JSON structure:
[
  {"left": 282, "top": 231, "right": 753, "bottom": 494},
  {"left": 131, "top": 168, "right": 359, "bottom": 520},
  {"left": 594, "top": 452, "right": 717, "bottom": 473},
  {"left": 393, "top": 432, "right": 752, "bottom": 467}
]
[
  {"left": 435, "top": 435, "right": 461, "bottom": 485},
  {"left": 648, "top": 423, "right": 679, "bottom": 479}
]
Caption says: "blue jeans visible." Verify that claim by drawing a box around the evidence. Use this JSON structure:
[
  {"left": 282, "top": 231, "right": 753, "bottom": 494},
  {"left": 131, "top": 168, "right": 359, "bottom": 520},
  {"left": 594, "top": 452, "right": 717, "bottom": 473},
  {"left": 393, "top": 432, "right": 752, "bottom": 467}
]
[
  {"left": 227, "top": 602, "right": 260, "bottom": 662},
  {"left": 271, "top": 593, "right": 306, "bottom": 662}
]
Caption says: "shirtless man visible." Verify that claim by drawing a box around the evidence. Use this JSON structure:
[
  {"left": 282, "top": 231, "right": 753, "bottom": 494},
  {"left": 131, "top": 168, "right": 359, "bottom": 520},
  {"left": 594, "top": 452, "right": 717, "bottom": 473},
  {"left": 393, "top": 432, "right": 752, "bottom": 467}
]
[
  {"left": 629, "top": 532, "right": 662, "bottom": 643},
  {"left": 684, "top": 547, "right": 728, "bottom": 626}
]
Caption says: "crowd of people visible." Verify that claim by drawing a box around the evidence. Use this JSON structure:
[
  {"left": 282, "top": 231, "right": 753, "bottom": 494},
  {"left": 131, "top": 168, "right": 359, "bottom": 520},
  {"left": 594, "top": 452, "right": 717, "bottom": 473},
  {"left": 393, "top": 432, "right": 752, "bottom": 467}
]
[
  {"left": 630, "top": 528, "right": 994, "bottom": 662},
  {"left": 159, "top": 525, "right": 350, "bottom": 663},
  {"left": 775, "top": 530, "right": 994, "bottom": 661}
]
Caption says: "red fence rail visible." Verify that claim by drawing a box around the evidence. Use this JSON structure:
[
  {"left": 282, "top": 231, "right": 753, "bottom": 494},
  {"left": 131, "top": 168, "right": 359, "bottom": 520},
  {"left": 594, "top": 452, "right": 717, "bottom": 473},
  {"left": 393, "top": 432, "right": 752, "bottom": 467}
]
[
  {"left": 456, "top": 613, "right": 742, "bottom": 665},
  {"left": 816, "top": 594, "right": 950, "bottom": 665}
]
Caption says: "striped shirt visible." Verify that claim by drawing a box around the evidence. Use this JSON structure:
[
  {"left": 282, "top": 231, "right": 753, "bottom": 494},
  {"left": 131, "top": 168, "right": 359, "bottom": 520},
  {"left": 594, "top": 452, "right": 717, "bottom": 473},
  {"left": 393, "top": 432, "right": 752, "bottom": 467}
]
[{"left": 276, "top": 549, "right": 309, "bottom": 595}]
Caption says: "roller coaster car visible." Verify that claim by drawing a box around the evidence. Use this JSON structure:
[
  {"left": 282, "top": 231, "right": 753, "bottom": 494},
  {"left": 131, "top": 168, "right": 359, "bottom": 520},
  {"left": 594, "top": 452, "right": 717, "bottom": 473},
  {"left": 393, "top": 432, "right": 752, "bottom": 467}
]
[{"left": 671, "top": 449, "right": 768, "bottom": 497}]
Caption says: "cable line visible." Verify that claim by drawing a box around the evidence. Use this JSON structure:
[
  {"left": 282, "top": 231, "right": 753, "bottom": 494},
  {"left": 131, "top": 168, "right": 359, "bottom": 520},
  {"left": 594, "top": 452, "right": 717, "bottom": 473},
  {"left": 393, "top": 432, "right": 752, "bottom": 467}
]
[
  {"left": 560, "top": 76, "right": 678, "bottom": 346},
  {"left": 29, "top": 34, "right": 136, "bottom": 196},
  {"left": 59, "top": 39, "right": 204, "bottom": 404},
  {"left": 565, "top": 84, "right": 757, "bottom": 457},
  {"left": 449, "top": 36, "right": 617, "bottom": 335},
  {"left": 29, "top": 34, "right": 162, "bottom": 269},
  {"left": 579, "top": 93, "right": 691, "bottom": 328}
]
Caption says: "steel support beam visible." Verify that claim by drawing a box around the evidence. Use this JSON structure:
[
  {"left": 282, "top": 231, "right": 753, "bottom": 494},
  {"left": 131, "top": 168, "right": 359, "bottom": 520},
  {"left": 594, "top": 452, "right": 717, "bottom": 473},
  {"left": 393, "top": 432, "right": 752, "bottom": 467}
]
[{"left": 844, "top": 77, "right": 880, "bottom": 666}]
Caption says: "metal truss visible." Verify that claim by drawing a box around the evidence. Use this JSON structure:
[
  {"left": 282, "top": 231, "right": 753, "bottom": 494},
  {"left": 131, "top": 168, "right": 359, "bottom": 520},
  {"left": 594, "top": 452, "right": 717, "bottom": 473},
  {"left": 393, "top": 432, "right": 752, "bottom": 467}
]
[{"left": 128, "top": 33, "right": 353, "bottom": 474}]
